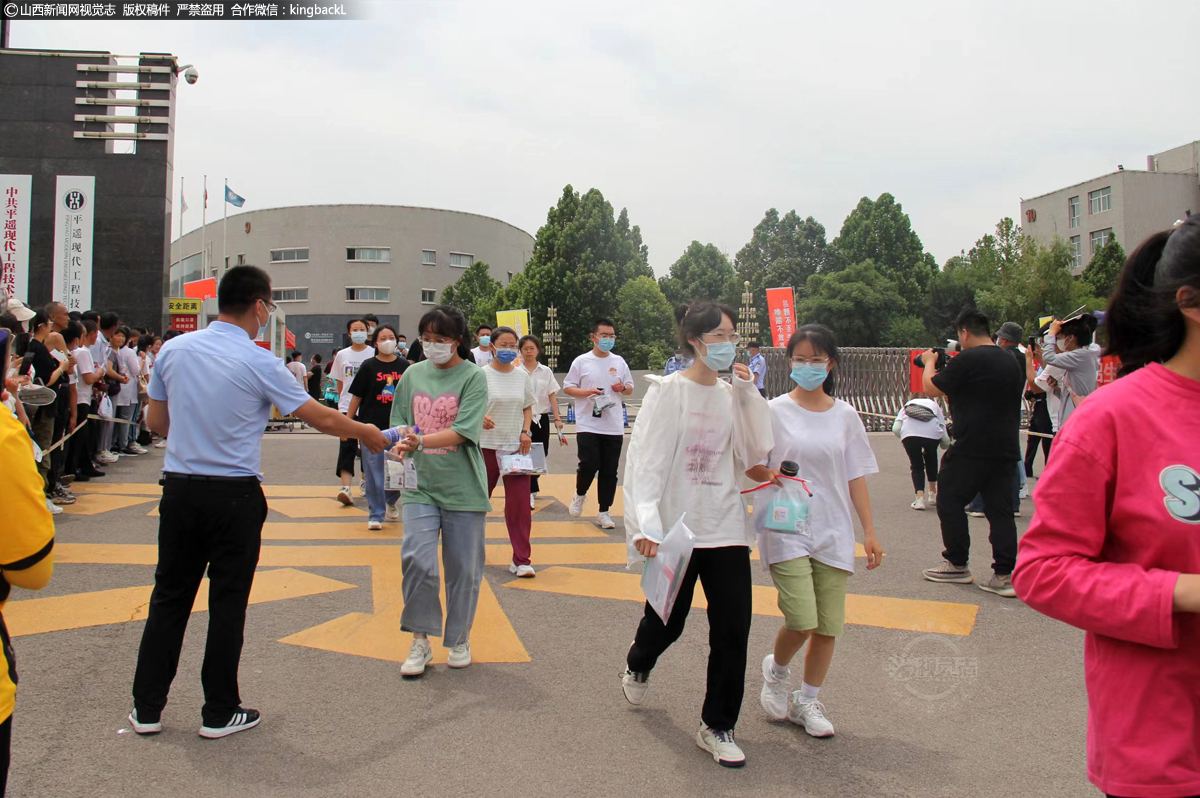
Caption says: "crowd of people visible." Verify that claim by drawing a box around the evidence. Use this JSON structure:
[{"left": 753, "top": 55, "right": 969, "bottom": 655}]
[{"left": 1, "top": 213, "right": 1196, "bottom": 797}]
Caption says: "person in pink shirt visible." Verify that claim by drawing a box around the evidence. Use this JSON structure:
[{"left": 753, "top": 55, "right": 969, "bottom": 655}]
[{"left": 1013, "top": 215, "right": 1200, "bottom": 798}]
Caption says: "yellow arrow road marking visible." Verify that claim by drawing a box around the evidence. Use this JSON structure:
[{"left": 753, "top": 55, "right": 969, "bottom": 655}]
[
  {"left": 4, "top": 568, "right": 356, "bottom": 637},
  {"left": 503, "top": 567, "right": 979, "bottom": 636}
]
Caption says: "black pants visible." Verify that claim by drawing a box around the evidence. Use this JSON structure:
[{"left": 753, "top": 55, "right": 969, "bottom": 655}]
[
  {"left": 935, "top": 448, "right": 1018, "bottom": 575},
  {"left": 0, "top": 715, "right": 10, "bottom": 797},
  {"left": 1024, "top": 399, "right": 1053, "bottom": 477},
  {"left": 902, "top": 436, "right": 940, "bottom": 492},
  {"left": 49, "top": 397, "right": 69, "bottom": 487},
  {"left": 576, "top": 432, "right": 623, "bottom": 512},
  {"left": 529, "top": 413, "right": 551, "bottom": 495},
  {"left": 628, "top": 546, "right": 752, "bottom": 732},
  {"left": 335, "top": 436, "right": 360, "bottom": 478},
  {"left": 132, "top": 477, "right": 267, "bottom": 726},
  {"left": 68, "top": 404, "right": 91, "bottom": 477}
]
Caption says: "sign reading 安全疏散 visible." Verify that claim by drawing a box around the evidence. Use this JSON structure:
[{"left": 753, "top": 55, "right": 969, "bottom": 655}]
[
  {"left": 52, "top": 176, "right": 96, "bottom": 312},
  {"left": 1, "top": 175, "right": 32, "bottom": 304}
]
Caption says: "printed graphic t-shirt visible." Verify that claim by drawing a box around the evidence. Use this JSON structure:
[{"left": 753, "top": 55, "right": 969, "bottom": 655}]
[
  {"left": 348, "top": 356, "right": 409, "bottom": 429},
  {"left": 564, "top": 351, "right": 633, "bottom": 436},
  {"left": 389, "top": 359, "right": 490, "bottom": 512},
  {"left": 331, "top": 345, "right": 375, "bottom": 413}
]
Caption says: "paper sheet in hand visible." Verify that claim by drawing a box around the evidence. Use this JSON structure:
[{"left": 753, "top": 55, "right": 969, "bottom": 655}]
[
  {"left": 497, "top": 447, "right": 547, "bottom": 475},
  {"left": 640, "top": 516, "right": 696, "bottom": 623}
]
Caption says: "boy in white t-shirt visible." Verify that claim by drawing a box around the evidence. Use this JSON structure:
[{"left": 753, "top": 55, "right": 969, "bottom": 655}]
[
  {"left": 330, "top": 319, "right": 375, "bottom": 505},
  {"left": 562, "top": 319, "right": 634, "bottom": 529}
]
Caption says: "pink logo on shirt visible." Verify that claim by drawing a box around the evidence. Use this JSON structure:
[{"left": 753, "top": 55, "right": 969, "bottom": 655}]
[{"left": 412, "top": 391, "right": 459, "bottom": 454}]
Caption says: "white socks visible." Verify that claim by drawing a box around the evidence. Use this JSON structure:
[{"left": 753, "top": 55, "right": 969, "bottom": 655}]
[
  {"left": 770, "top": 659, "right": 790, "bottom": 680},
  {"left": 800, "top": 681, "right": 820, "bottom": 701}
]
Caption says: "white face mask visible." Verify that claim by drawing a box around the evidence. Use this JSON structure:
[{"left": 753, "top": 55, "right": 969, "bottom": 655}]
[
  {"left": 424, "top": 341, "right": 454, "bottom": 364},
  {"left": 377, "top": 340, "right": 397, "bottom": 355}
]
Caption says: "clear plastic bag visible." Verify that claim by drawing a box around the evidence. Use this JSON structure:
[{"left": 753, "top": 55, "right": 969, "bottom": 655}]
[
  {"left": 496, "top": 446, "right": 547, "bottom": 476},
  {"left": 640, "top": 515, "right": 696, "bottom": 623},
  {"left": 742, "top": 476, "right": 813, "bottom": 537}
]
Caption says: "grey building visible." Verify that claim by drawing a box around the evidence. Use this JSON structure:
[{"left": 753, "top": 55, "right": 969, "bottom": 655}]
[
  {"left": 169, "top": 204, "right": 534, "bottom": 351},
  {"left": 1020, "top": 140, "right": 1199, "bottom": 275}
]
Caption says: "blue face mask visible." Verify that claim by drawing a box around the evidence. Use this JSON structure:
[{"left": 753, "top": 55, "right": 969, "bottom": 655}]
[
  {"left": 351, "top": 330, "right": 368, "bottom": 345},
  {"left": 597, "top": 337, "right": 616, "bottom": 352},
  {"left": 699, "top": 341, "right": 736, "bottom": 372},
  {"left": 790, "top": 364, "right": 829, "bottom": 391},
  {"left": 495, "top": 348, "right": 518, "bottom": 364},
  {"left": 478, "top": 335, "right": 491, "bottom": 347}
]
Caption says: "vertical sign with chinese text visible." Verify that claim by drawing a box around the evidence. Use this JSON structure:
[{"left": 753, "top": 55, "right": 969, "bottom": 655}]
[
  {"left": 52, "top": 175, "right": 95, "bottom": 312},
  {"left": 1, "top": 175, "right": 32, "bottom": 303},
  {"left": 495, "top": 309, "right": 530, "bottom": 337},
  {"left": 765, "top": 287, "right": 796, "bottom": 348}
]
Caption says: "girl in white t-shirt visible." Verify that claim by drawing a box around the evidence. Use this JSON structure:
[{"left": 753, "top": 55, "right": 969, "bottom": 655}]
[
  {"left": 621, "top": 301, "right": 773, "bottom": 769},
  {"left": 746, "top": 324, "right": 883, "bottom": 740},
  {"left": 892, "top": 394, "right": 948, "bottom": 510}
]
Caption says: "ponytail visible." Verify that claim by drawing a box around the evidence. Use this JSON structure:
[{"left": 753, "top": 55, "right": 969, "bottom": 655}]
[{"left": 1106, "top": 216, "right": 1200, "bottom": 374}]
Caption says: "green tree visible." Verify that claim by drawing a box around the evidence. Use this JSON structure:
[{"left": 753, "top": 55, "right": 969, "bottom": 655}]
[
  {"left": 830, "top": 193, "right": 938, "bottom": 313},
  {"left": 975, "top": 237, "right": 1076, "bottom": 334},
  {"left": 616, "top": 276, "right": 676, "bottom": 369},
  {"left": 1082, "top": 235, "right": 1126, "bottom": 299},
  {"left": 733, "top": 209, "right": 829, "bottom": 333},
  {"left": 797, "top": 260, "right": 906, "bottom": 347},
  {"left": 881, "top": 315, "right": 932, "bottom": 348},
  {"left": 503, "top": 185, "right": 653, "bottom": 363},
  {"left": 659, "top": 241, "right": 738, "bottom": 307},
  {"left": 439, "top": 260, "right": 504, "bottom": 331}
]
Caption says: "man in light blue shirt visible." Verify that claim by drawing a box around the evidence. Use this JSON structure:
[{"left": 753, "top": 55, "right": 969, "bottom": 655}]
[
  {"left": 748, "top": 342, "right": 767, "bottom": 397},
  {"left": 129, "top": 265, "right": 386, "bottom": 741},
  {"left": 664, "top": 349, "right": 691, "bottom": 375}
]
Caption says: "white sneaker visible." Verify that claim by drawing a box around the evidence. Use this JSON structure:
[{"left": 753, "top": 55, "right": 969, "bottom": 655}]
[
  {"left": 530, "top": 493, "right": 537, "bottom": 510},
  {"left": 401, "top": 638, "right": 433, "bottom": 676},
  {"left": 568, "top": 493, "right": 585, "bottom": 517},
  {"left": 910, "top": 495, "right": 926, "bottom": 511},
  {"left": 967, "top": 510, "right": 985, "bottom": 518},
  {"left": 153, "top": 439, "right": 167, "bottom": 449},
  {"left": 1019, "top": 486, "right": 1029, "bottom": 499},
  {"left": 927, "top": 491, "right": 937, "bottom": 507},
  {"left": 597, "top": 511, "right": 616, "bottom": 529},
  {"left": 621, "top": 669, "right": 649, "bottom": 705},
  {"left": 447, "top": 642, "right": 471, "bottom": 669},
  {"left": 508, "top": 562, "right": 536, "bottom": 578},
  {"left": 98, "top": 451, "right": 118, "bottom": 464},
  {"left": 760, "top": 654, "right": 790, "bottom": 720},
  {"left": 385, "top": 502, "right": 399, "bottom": 521},
  {"left": 788, "top": 694, "right": 835, "bottom": 737},
  {"left": 696, "top": 724, "right": 746, "bottom": 768},
  {"left": 45, "top": 497, "right": 63, "bottom": 515},
  {"left": 336, "top": 486, "right": 353, "bottom": 506},
  {"left": 358, "top": 479, "right": 366, "bottom": 497},
  {"left": 129, "top": 443, "right": 148, "bottom": 455},
  {"left": 367, "top": 520, "right": 383, "bottom": 531},
  {"left": 128, "top": 709, "right": 162, "bottom": 735}
]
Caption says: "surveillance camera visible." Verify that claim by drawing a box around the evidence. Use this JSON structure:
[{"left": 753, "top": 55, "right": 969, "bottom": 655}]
[{"left": 184, "top": 66, "right": 199, "bottom": 85}]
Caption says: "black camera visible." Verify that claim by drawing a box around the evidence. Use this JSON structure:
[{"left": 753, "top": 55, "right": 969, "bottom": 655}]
[{"left": 913, "top": 347, "right": 949, "bottom": 371}]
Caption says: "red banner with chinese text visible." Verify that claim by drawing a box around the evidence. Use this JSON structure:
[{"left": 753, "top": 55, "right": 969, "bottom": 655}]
[
  {"left": 765, "top": 287, "right": 796, "bottom": 348},
  {"left": 1097, "top": 355, "right": 1121, "bottom": 387}
]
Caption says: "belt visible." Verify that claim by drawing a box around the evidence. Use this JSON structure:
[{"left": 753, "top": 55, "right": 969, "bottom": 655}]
[{"left": 160, "top": 472, "right": 260, "bottom": 485}]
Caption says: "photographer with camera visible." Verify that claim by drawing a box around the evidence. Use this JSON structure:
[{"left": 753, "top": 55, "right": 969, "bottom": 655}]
[{"left": 917, "top": 308, "right": 1025, "bottom": 597}]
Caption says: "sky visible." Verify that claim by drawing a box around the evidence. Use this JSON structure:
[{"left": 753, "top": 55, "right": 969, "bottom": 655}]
[{"left": 13, "top": 0, "right": 1200, "bottom": 275}]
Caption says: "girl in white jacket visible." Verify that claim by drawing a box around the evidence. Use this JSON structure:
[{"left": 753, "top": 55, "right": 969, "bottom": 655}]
[{"left": 620, "top": 300, "right": 772, "bottom": 770}]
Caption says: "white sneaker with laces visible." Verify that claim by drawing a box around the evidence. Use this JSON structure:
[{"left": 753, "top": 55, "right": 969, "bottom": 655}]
[
  {"left": 401, "top": 638, "right": 433, "bottom": 676},
  {"left": 597, "top": 511, "right": 616, "bottom": 529},
  {"left": 153, "top": 439, "right": 167, "bottom": 449},
  {"left": 530, "top": 493, "right": 537, "bottom": 510},
  {"left": 1019, "top": 486, "right": 1029, "bottom": 499},
  {"left": 568, "top": 494, "right": 585, "bottom": 517},
  {"left": 621, "top": 669, "right": 649, "bottom": 705},
  {"left": 760, "top": 654, "right": 789, "bottom": 720},
  {"left": 927, "top": 491, "right": 937, "bottom": 507},
  {"left": 696, "top": 724, "right": 746, "bottom": 768},
  {"left": 129, "top": 443, "right": 148, "bottom": 455},
  {"left": 788, "top": 694, "right": 835, "bottom": 737},
  {"left": 336, "top": 486, "right": 353, "bottom": 506},
  {"left": 447, "top": 641, "right": 472, "bottom": 669},
  {"left": 45, "top": 497, "right": 63, "bottom": 515},
  {"left": 367, "top": 520, "right": 383, "bottom": 531},
  {"left": 358, "top": 479, "right": 366, "bottom": 497},
  {"left": 910, "top": 495, "right": 926, "bottom": 511},
  {"left": 508, "top": 562, "right": 536, "bottom": 578},
  {"left": 385, "top": 502, "right": 399, "bottom": 521}
]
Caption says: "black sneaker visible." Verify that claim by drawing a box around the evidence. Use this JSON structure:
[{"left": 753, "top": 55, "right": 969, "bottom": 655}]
[
  {"left": 129, "top": 709, "right": 163, "bottom": 735},
  {"left": 199, "top": 708, "right": 261, "bottom": 739}
]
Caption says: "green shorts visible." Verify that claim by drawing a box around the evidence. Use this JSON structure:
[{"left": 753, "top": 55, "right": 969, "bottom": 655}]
[{"left": 769, "top": 556, "right": 850, "bottom": 638}]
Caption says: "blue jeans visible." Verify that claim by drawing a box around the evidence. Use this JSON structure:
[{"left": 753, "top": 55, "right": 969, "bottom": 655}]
[
  {"left": 967, "top": 461, "right": 1025, "bottom": 513},
  {"left": 400, "top": 503, "right": 486, "bottom": 647},
  {"left": 361, "top": 447, "right": 400, "bottom": 522}
]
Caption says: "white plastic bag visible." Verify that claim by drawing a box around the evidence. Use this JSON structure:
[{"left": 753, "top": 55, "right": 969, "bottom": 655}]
[
  {"left": 640, "top": 515, "right": 696, "bottom": 623},
  {"left": 496, "top": 446, "right": 547, "bottom": 476},
  {"left": 97, "top": 394, "right": 114, "bottom": 420},
  {"left": 742, "top": 476, "right": 813, "bottom": 537}
]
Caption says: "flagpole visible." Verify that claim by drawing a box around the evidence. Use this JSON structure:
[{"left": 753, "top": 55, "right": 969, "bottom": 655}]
[
  {"left": 201, "top": 175, "right": 207, "bottom": 278},
  {"left": 179, "top": 176, "right": 184, "bottom": 243},
  {"left": 222, "top": 177, "right": 228, "bottom": 277}
]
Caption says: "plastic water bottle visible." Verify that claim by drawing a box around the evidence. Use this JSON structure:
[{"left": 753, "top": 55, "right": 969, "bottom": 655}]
[{"left": 382, "top": 425, "right": 419, "bottom": 447}]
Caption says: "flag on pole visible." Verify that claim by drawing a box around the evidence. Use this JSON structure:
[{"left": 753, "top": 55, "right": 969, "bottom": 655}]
[
  {"left": 203, "top": 187, "right": 208, "bottom": 207},
  {"left": 225, "top": 186, "right": 246, "bottom": 207},
  {"left": 181, "top": 191, "right": 189, "bottom": 214}
]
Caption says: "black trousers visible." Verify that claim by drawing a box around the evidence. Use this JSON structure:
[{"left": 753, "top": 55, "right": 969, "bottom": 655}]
[
  {"left": 335, "top": 436, "right": 360, "bottom": 478},
  {"left": 628, "top": 546, "right": 752, "bottom": 732},
  {"left": 68, "top": 403, "right": 92, "bottom": 477},
  {"left": 49, "top": 397, "right": 69, "bottom": 487},
  {"left": 935, "top": 448, "right": 1018, "bottom": 575},
  {"left": 529, "top": 413, "right": 551, "bottom": 495},
  {"left": 902, "top": 436, "right": 940, "bottom": 492},
  {"left": 132, "top": 477, "right": 267, "bottom": 726},
  {"left": 576, "top": 432, "right": 623, "bottom": 512},
  {"left": 0, "top": 715, "right": 10, "bottom": 798},
  {"left": 1024, "top": 399, "right": 1053, "bottom": 477}
]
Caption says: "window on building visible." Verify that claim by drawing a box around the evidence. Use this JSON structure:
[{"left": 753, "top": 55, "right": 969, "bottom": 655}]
[
  {"left": 421, "top": 250, "right": 436, "bottom": 265},
  {"left": 272, "top": 287, "right": 309, "bottom": 302},
  {"left": 449, "top": 252, "right": 474, "bottom": 268},
  {"left": 507, "top": 271, "right": 513, "bottom": 283},
  {"left": 346, "top": 287, "right": 389, "bottom": 302},
  {"left": 236, "top": 253, "right": 245, "bottom": 266},
  {"left": 1070, "top": 236, "right": 1082, "bottom": 270},
  {"left": 346, "top": 247, "right": 390, "bottom": 262},
  {"left": 1088, "top": 187, "right": 1112, "bottom": 214},
  {"left": 421, "top": 289, "right": 437, "bottom": 304},
  {"left": 270, "top": 248, "right": 309, "bottom": 262},
  {"left": 1068, "top": 196, "right": 1081, "bottom": 228},
  {"left": 1090, "top": 228, "right": 1112, "bottom": 254}
]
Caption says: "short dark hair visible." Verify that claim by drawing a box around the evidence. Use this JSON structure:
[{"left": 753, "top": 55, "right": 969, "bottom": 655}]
[
  {"left": 363, "top": 313, "right": 379, "bottom": 325},
  {"left": 370, "top": 324, "right": 398, "bottom": 347},
  {"left": 420, "top": 305, "right": 472, "bottom": 361},
  {"left": 954, "top": 307, "right": 991, "bottom": 339},
  {"left": 81, "top": 319, "right": 98, "bottom": 337},
  {"left": 217, "top": 265, "right": 272, "bottom": 315},
  {"left": 1059, "top": 313, "right": 1099, "bottom": 348},
  {"left": 28, "top": 310, "right": 51, "bottom": 333},
  {"left": 592, "top": 318, "right": 615, "bottom": 334},
  {"left": 68, "top": 311, "right": 82, "bottom": 322},
  {"left": 786, "top": 324, "right": 840, "bottom": 396},
  {"left": 62, "top": 319, "right": 83, "bottom": 346},
  {"left": 81, "top": 310, "right": 100, "bottom": 324},
  {"left": 99, "top": 311, "right": 121, "bottom": 331},
  {"left": 397, "top": 333, "right": 407, "bottom": 340},
  {"left": 674, "top": 301, "right": 736, "bottom": 357},
  {"left": 162, "top": 329, "right": 184, "bottom": 341},
  {"left": 290, "top": 350, "right": 303, "bottom": 360},
  {"left": 519, "top": 334, "right": 542, "bottom": 355},
  {"left": 491, "top": 326, "right": 519, "bottom": 347},
  {"left": 476, "top": 324, "right": 493, "bottom": 335},
  {"left": 312, "top": 353, "right": 323, "bottom": 364},
  {"left": 347, "top": 318, "right": 367, "bottom": 333},
  {"left": 137, "top": 334, "right": 156, "bottom": 353}
]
